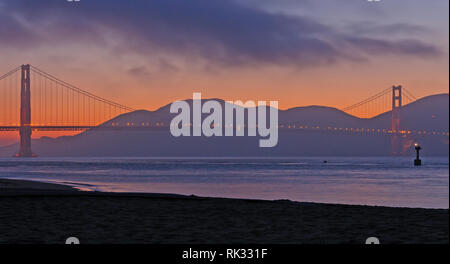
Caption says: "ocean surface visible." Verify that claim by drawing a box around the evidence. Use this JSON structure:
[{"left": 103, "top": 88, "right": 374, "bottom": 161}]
[{"left": 0, "top": 157, "right": 448, "bottom": 209}]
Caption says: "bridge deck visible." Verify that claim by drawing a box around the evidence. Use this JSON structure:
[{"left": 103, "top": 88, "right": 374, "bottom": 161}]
[{"left": 0, "top": 126, "right": 448, "bottom": 136}]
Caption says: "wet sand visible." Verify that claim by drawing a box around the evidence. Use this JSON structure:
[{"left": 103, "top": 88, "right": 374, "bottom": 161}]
[{"left": 0, "top": 179, "right": 448, "bottom": 244}]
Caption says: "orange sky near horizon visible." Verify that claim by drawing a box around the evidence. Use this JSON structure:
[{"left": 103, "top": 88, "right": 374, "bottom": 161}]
[
  {"left": 1, "top": 51, "right": 447, "bottom": 112},
  {"left": 0, "top": 50, "right": 448, "bottom": 146}
]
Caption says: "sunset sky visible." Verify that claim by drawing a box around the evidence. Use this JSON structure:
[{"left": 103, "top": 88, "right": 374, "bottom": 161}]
[{"left": 0, "top": 0, "right": 448, "bottom": 112}]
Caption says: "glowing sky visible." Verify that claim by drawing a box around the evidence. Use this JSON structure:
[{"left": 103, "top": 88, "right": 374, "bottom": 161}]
[{"left": 0, "top": 0, "right": 448, "bottom": 112}]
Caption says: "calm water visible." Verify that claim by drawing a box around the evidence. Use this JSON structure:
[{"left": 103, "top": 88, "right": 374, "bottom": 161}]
[{"left": 0, "top": 157, "right": 448, "bottom": 209}]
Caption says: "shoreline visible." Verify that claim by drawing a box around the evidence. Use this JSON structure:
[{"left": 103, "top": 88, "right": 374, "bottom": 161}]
[
  {"left": 0, "top": 178, "right": 448, "bottom": 244},
  {"left": 0, "top": 178, "right": 448, "bottom": 210}
]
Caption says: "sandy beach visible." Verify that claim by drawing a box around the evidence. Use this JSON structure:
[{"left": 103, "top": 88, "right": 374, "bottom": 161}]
[{"left": 0, "top": 178, "right": 448, "bottom": 244}]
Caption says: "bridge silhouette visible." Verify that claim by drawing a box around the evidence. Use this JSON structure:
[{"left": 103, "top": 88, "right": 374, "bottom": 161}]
[{"left": 0, "top": 64, "right": 447, "bottom": 157}]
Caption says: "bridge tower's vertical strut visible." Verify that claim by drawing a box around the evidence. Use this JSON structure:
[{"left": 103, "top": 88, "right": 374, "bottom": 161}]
[
  {"left": 391, "top": 85, "right": 402, "bottom": 155},
  {"left": 18, "top": 64, "right": 33, "bottom": 157}
]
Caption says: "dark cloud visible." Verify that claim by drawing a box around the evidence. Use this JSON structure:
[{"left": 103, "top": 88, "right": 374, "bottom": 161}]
[
  {"left": 0, "top": 12, "right": 40, "bottom": 48},
  {"left": 0, "top": 0, "right": 442, "bottom": 68},
  {"left": 158, "top": 59, "right": 179, "bottom": 73},
  {"left": 127, "top": 66, "right": 151, "bottom": 77},
  {"left": 347, "top": 23, "right": 432, "bottom": 37},
  {"left": 345, "top": 37, "right": 440, "bottom": 57}
]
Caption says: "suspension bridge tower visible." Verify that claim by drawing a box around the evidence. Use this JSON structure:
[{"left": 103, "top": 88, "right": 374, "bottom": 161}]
[
  {"left": 391, "top": 85, "right": 402, "bottom": 155},
  {"left": 17, "top": 64, "right": 33, "bottom": 157}
]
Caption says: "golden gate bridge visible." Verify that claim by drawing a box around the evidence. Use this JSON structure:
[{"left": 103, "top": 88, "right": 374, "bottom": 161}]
[
  {"left": 0, "top": 64, "right": 135, "bottom": 157},
  {"left": 0, "top": 64, "right": 448, "bottom": 157}
]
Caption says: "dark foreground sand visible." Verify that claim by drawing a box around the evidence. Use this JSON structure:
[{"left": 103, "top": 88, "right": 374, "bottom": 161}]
[{"left": 0, "top": 179, "right": 448, "bottom": 244}]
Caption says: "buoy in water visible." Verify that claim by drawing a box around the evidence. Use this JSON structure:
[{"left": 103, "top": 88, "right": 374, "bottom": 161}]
[{"left": 414, "top": 143, "right": 422, "bottom": 166}]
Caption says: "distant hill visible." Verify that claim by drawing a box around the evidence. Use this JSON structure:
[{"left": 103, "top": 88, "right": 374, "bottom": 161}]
[
  {"left": 0, "top": 94, "right": 448, "bottom": 157},
  {"left": 370, "top": 94, "right": 449, "bottom": 131}
]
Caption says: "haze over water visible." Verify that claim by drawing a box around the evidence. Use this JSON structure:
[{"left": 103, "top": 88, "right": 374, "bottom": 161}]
[{"left": 0, "top": 157, "right": 448, "bottom": 209}]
